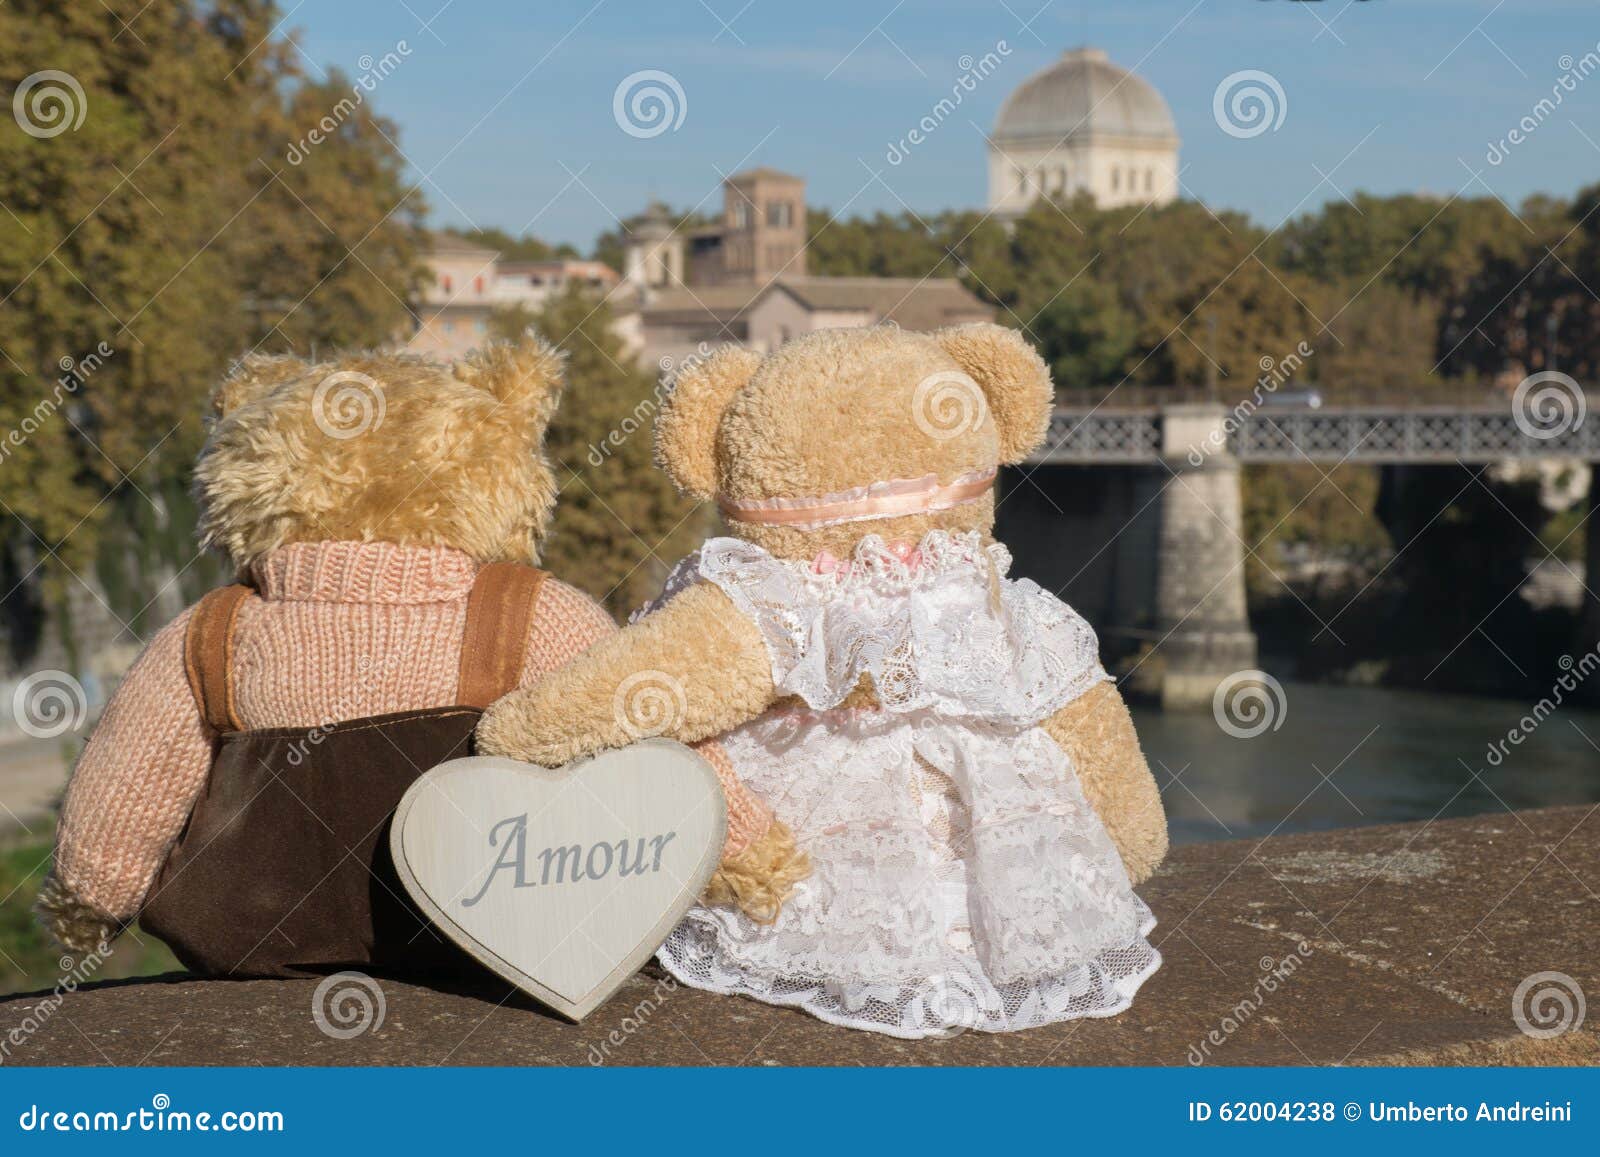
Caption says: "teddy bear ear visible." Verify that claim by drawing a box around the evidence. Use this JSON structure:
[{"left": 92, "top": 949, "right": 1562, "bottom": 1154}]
[
  {"left": 655, "top": 345, "right": 762, "bottom": 499},
  {"left": 451, "top": 333, "right": 568, "bottom": 426},
  {"left": 934, "top": 323, "right": 1054, "bottom": 464},
  {"left": 210, "top": 353, "right": 310, "bottom": 418}
]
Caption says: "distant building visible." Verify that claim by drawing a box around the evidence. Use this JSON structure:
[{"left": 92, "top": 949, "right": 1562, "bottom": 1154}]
[
  {"left": 410, "top": 236, "right": 621, "bottom": 359},
  {"left": 493, "top": 258, "right": 618, "bottom": 304},
  {"left": 988, "top": 47, "right": 1179, "bottom": 216},
  {"left": 411, "top": 235, "right": 500, "bottom": 359},
  {"left": 639, "top": 277, "right": 994, "bottom": 369},
  {"left": 620, "top": 168, "right": 989, "bottom": 365}
]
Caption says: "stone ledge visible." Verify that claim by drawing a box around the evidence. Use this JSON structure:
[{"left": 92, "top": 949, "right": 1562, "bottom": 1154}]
[{"left": 4, "top": 806, "right": 1597, "bottom": 1066}]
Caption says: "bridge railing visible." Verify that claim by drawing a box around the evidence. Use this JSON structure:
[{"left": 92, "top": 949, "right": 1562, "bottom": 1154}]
[
  {"left": 1037, "top": 399, "right": 1598, "bottom": 463},
  {"left": 1053, "top": 385, "right": 1530, "bottom": 411}
]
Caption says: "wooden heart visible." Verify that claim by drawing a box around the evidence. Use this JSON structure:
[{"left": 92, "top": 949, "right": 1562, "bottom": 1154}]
[{"left": 390, "top": 740, "right": 726, "bottom": 1021}]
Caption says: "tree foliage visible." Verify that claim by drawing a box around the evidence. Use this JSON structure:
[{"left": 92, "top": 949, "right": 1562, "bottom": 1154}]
[
  {"left": 493, "top": 290, "right": 711, "bottom": 619},
  {"left": 801, "top": 188, "right": 1598, "bottom": 397},
  {"left": 0, "top": 0, "right": 425, "bottom": 653}
]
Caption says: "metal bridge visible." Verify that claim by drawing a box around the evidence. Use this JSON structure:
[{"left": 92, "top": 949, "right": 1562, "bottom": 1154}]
[{"left": 1031, "top": 400, "right": 1598, "bottom": 464}]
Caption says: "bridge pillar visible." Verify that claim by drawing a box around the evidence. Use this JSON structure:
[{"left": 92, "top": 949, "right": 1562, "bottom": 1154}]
[{"left": 1153, "top": 405, "right": 1258, "bottom": 709}]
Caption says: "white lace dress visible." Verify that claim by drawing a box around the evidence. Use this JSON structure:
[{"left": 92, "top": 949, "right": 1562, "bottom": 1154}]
[{"left": 647, "top": 530, "right": 1161, "bottom": 1039}]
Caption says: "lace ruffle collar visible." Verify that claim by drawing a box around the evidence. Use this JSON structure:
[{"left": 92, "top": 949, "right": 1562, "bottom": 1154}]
[{"left": 652, "top": 530, "right": 1109, "bottom": 725}]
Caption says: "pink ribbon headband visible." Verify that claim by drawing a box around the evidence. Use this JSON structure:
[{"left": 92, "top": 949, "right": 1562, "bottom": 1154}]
[{"left": 717, "top": 467, "right": 997, "bottom": 530}]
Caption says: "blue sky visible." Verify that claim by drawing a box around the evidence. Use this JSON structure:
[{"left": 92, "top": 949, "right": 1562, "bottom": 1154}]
[{"left": 287, "top": 0, "right": 1600, "bottom": 250}]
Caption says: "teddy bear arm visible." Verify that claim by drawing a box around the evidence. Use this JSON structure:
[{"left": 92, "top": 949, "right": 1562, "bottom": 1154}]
[
  {"left": 477, "top": 581, "right": 776, "bottom": 768},
  {"left": 485, "top": 579, "right": 802, "bottom": 919},
  {"left": 1041, "top": 680, "right": 1169, "bottom": 885},
  {"left": 42, "top": 608, "right": 214, "bottom": 950}
]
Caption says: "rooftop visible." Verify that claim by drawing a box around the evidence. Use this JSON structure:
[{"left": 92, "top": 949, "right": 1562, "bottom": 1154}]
[
  {"left": 639, "top": 276, "right": 992, "bottom": 331},
  {"left": 994, "top": 46, "right": 1179, "bottom": 145},
  {"left": 725, "top": 166, "right": 804, "bottom": 184},
  {"left": 427, "top": 233, "right": 501, "bottom": 261}
]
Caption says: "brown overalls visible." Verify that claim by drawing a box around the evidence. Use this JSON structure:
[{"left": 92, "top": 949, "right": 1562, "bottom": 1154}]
[{"left": 141, "top": 563, "right": 545, "bottom": 979}]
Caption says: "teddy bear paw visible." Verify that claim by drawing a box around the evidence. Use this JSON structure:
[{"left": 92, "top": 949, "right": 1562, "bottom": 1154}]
[
  {"left": 475, "top": 695, "right": 585, "bottom": 769},
  {"left": 702, "top": 819, "right": 811, "bottom": 924},
  {"left": 34, "top": 873, "right": 119, "bottom": 956}
]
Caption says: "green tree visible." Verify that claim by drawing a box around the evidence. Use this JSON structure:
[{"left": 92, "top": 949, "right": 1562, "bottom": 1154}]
[
  {"left": 493, "top": 291, "right": 711, "bottom": 617},
  {"left": 807, "top": 209, "right": 953, "bottom": 278},
  {"left": 0, "top": 0, "right": 424, "bottom": 655},
  {"left": 1031, "top": 279, "right": 1138, "bottom": 390}
]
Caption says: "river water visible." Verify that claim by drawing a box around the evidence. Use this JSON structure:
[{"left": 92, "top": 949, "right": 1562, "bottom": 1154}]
[{"left": 1129, "top": 682, "right": 1600, "bottom": 845}]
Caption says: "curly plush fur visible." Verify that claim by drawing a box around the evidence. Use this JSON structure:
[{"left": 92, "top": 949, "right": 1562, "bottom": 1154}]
[
  {"left": 702, "top": 819, "right": 811, "bottom": 924},
  {"left": 479, "top": 322, "right": 1170, "bottom": 914},
  {"left": 33, "top": 873, "right": 118, "bottom": 955},
  {"left": 197, "top": 340, "right": 566, "bottom": 571}
]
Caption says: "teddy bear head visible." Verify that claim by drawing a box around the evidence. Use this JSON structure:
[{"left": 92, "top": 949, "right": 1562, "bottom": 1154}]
[
  {"left": 655, "top": 323, "right": 1053, "bottom": 560},
  {"left": 194, "top": 336, "right": 566, "bottom": 571}
]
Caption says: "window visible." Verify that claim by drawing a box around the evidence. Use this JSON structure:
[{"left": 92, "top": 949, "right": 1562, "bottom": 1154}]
[
  {"left": 767, "top": 201, "right": 793, "bottom": 227},
  {"left": 441, "top": 275, "right": 453, "bottom": 293},
  {"left": 1111, "top": 167, "right": 1121, "bottom": 192},
  {"left": 1145, "top": 168, "right": 1153, "bottom": 192},
  {"left": 474, "top": 319, "right": 487, "bottom": 334},
  {"left": 733, "top": 202, "right": 752, "bottom": 229},
  {"left": 443, "top": 320, "right": 455, "bottom": 334},
  {"left": 473, "top": 276, "right": 484, "bottom": 295}
]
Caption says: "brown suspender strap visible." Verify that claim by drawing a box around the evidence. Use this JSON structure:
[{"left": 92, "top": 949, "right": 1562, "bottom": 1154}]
[
  {"left": 456, "top": 563, "right": 547, "bottom": 709},
  {"left": 183, "top": 584, "right": 254, "bottom": 733}
]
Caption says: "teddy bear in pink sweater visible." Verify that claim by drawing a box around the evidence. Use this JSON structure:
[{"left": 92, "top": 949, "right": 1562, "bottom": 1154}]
[{"left": 38, "top": 337, "right": 799, "bottom": 971}]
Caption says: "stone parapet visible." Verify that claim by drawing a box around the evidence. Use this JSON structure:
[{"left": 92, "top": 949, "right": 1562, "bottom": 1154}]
[{"left": 5, "top": 806, "right": 1595, "bottom": 1066}]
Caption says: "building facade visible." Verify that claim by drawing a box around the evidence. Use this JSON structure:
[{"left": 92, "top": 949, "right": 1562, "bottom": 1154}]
[
  {"left": 410, "top": 236, "right": 621, "bottom": 360},
  {"left": 619, "top": 168, "right": 990, "bottom": 366},
  {"left": 988, "top": 47, "right": 1180, "bottom": 216}
]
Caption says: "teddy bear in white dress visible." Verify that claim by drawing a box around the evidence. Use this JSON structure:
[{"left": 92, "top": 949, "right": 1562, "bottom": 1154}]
[
  {"left": 478, "top": 324, "right": 1169, "bottom": 1039},
  {"left": 644, "top": 529, "right": 1160, "bottom": 1037}
]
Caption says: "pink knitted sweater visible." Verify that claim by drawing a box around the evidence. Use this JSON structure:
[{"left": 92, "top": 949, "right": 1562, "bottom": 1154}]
[{"left": 54, "top": 541, "right": 769, "bottom": 925}]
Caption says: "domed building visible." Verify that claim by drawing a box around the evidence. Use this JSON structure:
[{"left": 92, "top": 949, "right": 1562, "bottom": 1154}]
[{"left": 988, "top": 47, "right": 1180, "bottom": 215}]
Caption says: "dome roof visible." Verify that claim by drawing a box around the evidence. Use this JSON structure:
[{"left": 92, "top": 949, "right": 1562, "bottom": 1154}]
[{"left": 994, "top": 47, "right": 1178, "bottom": 143}]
